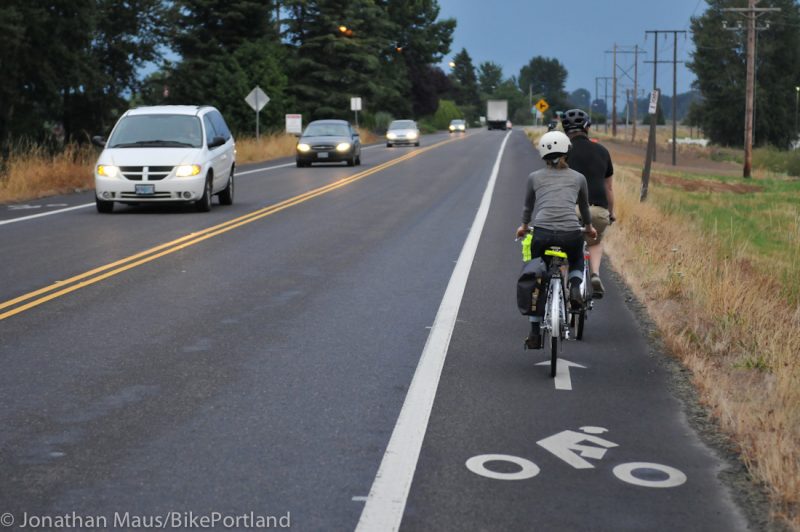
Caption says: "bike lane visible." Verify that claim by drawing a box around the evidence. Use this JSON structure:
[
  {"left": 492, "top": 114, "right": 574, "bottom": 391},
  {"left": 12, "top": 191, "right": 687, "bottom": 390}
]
[{"left": 398, "top": 131, "right": 749, "bottom": 531}]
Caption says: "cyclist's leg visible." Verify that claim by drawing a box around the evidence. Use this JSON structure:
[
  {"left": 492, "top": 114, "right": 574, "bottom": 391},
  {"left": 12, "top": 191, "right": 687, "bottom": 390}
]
[
  {"left": 525, "top": 228, "right": 554, "bottom": 348},
  {"left": 587, "top": 206, "right": 611, "bottom": 297},
  {"left": 560, "top": 231, "right": 586, "bottom": 308}
]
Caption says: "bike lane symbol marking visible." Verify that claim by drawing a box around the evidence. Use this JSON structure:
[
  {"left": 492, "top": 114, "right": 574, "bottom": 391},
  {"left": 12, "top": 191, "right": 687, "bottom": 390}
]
[
  {"left": 465, "top": 454, "right": 540, "bottom": 481},
  {"left": 536, "top": 426, "right": 618, "bottom": 469},
  {"left": 464, "top": 426, "right": 688, "bottom": 489},
  {"left": 612, "top": 462, "right": 687, "bottom": 488}
]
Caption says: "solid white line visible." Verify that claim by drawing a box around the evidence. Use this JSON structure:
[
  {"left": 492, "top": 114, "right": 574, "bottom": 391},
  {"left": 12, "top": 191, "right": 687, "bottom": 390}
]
[
  {"left": 0, "top": 203, "right": 95, "bottom": 226},
  {"left": 0, "top": 138, "right": 443, "bottom": 225},
  {"left": 355, "top": 130, "right": 512, "bottom": 532},
  {"left": 235, "top": 162, "right": 296, "bottom": 176}
]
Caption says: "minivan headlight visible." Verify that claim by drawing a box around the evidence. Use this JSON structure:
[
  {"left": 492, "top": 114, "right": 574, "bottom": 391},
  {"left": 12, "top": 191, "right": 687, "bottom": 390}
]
[
  {"left": 175, "top": 164, "right": 201, "bottom": 177},
  {"left": 387, "top": 132, "right": 397, "bottom": 140},
  {"left": 336, "top": 142, "right": 351, "bottom": 152},
  {"left": 97, "top": 165, "right": 120, "bottom": 178},
  {"left": 297, "top": 143, "right": 311, "bottom": 152},
  {"left": 408, "top": 131, "right": 419, "bottom": 139}
]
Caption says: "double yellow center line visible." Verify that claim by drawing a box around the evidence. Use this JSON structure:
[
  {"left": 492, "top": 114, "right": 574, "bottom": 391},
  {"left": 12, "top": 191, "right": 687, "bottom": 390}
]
[{"left": 1, "top": 136, "right": 460, "bottom": 321}]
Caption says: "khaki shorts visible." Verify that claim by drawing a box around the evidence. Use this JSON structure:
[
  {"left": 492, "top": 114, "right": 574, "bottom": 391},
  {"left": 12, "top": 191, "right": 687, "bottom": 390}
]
[{"left": 576, "top": 205, "right": 610, "bottom": 246}]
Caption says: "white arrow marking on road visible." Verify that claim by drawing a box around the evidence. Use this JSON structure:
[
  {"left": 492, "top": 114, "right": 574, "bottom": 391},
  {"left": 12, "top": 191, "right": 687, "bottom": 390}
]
[{"left": 535, "top": 358, "right": 586, "bottom": 390}]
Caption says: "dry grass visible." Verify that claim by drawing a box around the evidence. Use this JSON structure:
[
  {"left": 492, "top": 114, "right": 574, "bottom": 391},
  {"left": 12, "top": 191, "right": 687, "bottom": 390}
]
[
  {"left": 0, "top": 130, "right": 383, "bottom": 204},
  {"left": 0, "top": 143, "right": 95, "bottom": 203},
  {"left": 234, "top": 133, "right": 299, "bottom": 164},
  {"left": 604, "top": 163, "right": 800, "bottom": 529}
]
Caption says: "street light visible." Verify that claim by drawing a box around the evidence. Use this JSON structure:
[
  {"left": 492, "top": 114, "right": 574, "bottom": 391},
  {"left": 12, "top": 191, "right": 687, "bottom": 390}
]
[
  {"left": 448, "top": 61, "right": 456, "bottom": 68},
  {"left": 338, "top": 25, "right": 348, "bottom": 33}
]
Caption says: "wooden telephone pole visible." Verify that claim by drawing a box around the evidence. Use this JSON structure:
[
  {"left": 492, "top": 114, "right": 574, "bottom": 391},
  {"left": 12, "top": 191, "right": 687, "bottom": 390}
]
[
  {"left": 645, "top": 30, "right": 686, "bottom": 166},
  {"left": 722, "top": 0, "right": 780, "bottom": 178}
]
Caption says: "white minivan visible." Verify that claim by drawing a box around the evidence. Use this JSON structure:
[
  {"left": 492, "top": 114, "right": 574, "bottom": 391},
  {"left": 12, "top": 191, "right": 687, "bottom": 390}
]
[{"left": 93, "top": 105, "right": 235, "bottom": 213}]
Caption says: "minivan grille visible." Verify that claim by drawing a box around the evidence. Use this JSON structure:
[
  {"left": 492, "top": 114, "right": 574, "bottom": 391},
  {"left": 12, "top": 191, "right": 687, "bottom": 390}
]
[
  {"left": 311, "top": 144, "right": 335, "bottom": 151},
  {"left": 120, "top": 166, "right": 174, "bottom": 181}
]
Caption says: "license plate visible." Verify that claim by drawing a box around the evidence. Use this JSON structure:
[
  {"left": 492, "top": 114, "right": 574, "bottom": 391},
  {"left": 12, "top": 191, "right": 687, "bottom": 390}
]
[
  {"left": 135, "top": 184, "right": 155, "bottom": 195},
  {"left": 317, "top": 152, "right": 329, "bottom": 159}
]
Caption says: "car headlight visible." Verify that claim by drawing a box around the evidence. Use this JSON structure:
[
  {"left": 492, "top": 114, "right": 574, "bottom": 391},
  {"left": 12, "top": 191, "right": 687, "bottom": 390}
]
[
  {"left": 387, "top": 132, "right": 397, "bottom": 140},
  {"left": 458, "top": 125, "right": 465, "bottom": 130},
  {"left": 449, "top": 125, "right": 455, "bottom": 131},
  {"left": 297, "top": 143, "right": 311, "bottom": 152},
  {"left": 408, "top": 131, "right": 418, "bottom": 139},
  {"left": 175, "top": 164, "right": 201, "bottom": 177},
  {"left": 336, "top": 142, "right": 351, "bottom": 152},
  {"left": 97, "top": 165, "right": 120, "bottom": 178}
]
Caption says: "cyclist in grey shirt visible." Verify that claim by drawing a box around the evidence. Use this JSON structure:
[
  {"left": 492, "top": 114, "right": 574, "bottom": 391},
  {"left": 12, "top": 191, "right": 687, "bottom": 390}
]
[{"left": 516, "top": 130, "right": 596, "bottom": 348}]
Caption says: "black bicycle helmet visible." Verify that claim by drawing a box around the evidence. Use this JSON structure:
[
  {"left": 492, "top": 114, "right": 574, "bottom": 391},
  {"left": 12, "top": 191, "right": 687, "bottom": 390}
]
[{"left": 561, "top": 109, "right": 591, "bottom": 132}]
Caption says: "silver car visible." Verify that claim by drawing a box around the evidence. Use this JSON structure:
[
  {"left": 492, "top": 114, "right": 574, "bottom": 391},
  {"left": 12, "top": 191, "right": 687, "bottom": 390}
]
[{"left": 386, "top": 120, "right": 420, "bottom": 147}]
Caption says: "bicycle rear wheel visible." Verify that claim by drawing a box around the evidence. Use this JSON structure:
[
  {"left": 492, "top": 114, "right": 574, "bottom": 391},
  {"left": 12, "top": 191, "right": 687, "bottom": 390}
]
[
  {"left": 549, "top": 281, "right": 561, "bottom": 378},
  {"left": 576, "top": 309, "right": 586, "bottom": 340}
]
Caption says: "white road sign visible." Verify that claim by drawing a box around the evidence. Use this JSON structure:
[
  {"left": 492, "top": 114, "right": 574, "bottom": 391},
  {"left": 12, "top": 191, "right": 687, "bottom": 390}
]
[
  {"left": 285, "top": 114, "right": 302, "bottom": 135},
  {"left": 351, "top": 97, "right": 362, "bottom": 111},
  {"left": 648, "top": 90, "right": 660, "bottom": 115},
  {"left": 245, "top": 86, "right": 270, "bottom": 112}
]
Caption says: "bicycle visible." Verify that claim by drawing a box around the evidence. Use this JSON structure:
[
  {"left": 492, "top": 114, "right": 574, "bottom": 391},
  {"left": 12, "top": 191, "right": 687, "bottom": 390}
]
[{"left": 540, "top": 247, "right": 571, "bottom": 377}]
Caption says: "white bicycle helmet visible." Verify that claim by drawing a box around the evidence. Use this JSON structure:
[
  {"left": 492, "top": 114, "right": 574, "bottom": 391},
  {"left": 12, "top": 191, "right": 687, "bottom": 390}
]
[{"left": 538, "top": 131, "right": 571, "bottom": 160}]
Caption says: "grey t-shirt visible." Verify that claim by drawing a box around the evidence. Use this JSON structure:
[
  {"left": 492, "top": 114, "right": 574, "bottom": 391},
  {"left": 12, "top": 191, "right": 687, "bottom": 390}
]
[{"left": 521, "top": 167, "right": 591, "bottom": 232}]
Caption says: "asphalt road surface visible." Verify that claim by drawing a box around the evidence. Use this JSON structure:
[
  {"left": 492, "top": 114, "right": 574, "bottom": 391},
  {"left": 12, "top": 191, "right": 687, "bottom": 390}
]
[{"left": 1, "top": 129, "right": 750, "bottom": 531}]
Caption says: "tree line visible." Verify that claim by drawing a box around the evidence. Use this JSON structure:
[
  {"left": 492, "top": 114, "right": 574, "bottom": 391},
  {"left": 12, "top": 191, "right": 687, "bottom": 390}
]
[{"left": 0, "top": 0, "right": 585, "bottom": 150}]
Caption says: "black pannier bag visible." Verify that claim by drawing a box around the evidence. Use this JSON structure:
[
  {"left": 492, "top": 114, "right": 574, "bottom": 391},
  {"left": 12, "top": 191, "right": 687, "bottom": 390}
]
[{"left": 517, "top": 257, "right": 548, "bottom": 316}]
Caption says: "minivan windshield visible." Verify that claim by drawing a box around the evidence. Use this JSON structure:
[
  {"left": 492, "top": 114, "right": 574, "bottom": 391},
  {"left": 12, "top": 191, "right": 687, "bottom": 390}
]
[
  {"left": 108, "top": 115, "right": 203, "bottom": 148},
  {"left": 302, "top": 123, "right": 350, "bottom": 137},
  {"left": 389, "top": 120, "right": 416, "bottom": 130}
]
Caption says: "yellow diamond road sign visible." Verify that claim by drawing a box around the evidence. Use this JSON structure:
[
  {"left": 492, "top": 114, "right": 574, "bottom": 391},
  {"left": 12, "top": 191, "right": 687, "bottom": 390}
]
[{"left": 535, "top": 99, "right": 549, "bottom": 113}]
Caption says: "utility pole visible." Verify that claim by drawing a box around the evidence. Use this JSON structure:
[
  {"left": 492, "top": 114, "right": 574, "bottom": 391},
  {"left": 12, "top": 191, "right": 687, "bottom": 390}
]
[
  {"left": 606, "top": 46, "right": 646, "bottom": 142},
  {"left": 645, "top": 30, "right": 686, "bottom": 166},
  {"left": 595, "top": 77, "right": 612, "bottom": 133},
  {"left": 722, "top": 0, "right": 780, "bottom": 178},
  {"left": 612, "top": 44, "right": 618, "bottom": 136},
  {"left": 633, "top": 45, "right": 640, "bottom": 142}
]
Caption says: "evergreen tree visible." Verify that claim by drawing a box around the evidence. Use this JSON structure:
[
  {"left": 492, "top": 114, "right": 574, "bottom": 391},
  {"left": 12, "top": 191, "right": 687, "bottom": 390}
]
[
  {"left": 158, "top": 0, "right": 287, "bottom": 133},
  {"left": 283, "top": 0, "right": 397, "bottom": 120},
  {"left": 518, "top": 56, "right": 569, "bottom": 113},
  {"left": 478, "top": 62, "right": 503, "bottom": 95},
  {"left": 689, "top": 0, "right": 800, "bottom": 148},
  {"left": 450, "top": 48, "right": 480, "bottom": 122},
  {"left": 383, "top": 0, "right": 455, "bottom": 118}
]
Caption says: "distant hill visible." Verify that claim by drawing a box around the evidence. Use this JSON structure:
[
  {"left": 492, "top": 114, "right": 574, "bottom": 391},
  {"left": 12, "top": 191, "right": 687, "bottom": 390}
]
[{"left": 621, "top": 90, "right": 702, "bottom": 122}]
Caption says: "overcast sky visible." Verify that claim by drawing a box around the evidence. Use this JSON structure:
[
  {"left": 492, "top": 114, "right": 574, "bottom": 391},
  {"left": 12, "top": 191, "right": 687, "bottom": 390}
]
[{"left": 437, "top": 0, "right": 707, "bottom": 105}]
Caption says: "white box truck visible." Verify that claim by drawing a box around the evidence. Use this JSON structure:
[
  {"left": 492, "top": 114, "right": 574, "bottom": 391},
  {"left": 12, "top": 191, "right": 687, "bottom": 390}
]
[{"left": 486, "top": 100, "right": 508, "bottom": 130}]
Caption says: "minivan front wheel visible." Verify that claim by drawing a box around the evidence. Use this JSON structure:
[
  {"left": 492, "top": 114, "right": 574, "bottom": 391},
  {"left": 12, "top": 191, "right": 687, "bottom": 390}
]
[
  {"left": 96, "top": 197, "right": 114, "bottom": 213},
  {"left": 196, "top": 175, "right": 213, "bottom": 212},
  {"left": 218, "top": 169, "right": 234, "bottom": 205}
]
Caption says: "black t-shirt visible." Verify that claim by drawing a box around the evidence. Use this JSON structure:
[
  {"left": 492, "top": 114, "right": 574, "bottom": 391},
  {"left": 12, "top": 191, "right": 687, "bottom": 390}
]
[{"left": 567, "top": 135, "right": 614, "bottom": 209}]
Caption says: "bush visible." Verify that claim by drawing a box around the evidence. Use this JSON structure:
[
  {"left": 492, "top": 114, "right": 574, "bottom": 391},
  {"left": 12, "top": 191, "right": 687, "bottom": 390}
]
[
  {"left": 432, "top": 100, "right": 463, "bottom": 130},
  {"left": 363, "top": 111, "right": 394, "bottom": 134},
  {"left": 417, "top": 120, "right": 438, "bottom": 134}
]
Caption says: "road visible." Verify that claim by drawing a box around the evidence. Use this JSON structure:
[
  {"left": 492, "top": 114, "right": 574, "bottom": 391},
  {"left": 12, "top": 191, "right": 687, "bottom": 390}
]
[{"left": 0, "top": 129, "right": 749, "bottom": 531}]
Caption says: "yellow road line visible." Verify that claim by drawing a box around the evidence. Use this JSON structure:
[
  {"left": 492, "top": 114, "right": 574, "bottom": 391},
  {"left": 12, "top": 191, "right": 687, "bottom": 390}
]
[{"left": 0, "top": 136, "right": 460, "bottom": 321}]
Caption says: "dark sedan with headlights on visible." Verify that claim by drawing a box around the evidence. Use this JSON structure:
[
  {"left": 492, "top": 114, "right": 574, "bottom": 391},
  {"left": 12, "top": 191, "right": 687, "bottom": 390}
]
[{"left": 296, "top": 119, "right": 362, "bottom": 167}]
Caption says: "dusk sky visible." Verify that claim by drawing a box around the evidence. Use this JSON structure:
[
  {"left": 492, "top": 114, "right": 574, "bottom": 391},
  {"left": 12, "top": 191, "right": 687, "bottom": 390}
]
[{"left": 437, "top": 0, "right": 707, "bottom": 106}]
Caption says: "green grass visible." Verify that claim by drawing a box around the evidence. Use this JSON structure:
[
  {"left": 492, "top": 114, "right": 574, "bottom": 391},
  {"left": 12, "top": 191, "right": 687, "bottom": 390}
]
[{"left": 651, "top": 175, "right": 800, "bottom": 303}]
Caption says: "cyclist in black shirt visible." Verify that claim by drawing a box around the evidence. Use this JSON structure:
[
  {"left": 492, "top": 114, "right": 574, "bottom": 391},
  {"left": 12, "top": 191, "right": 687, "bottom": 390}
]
[{"left": 560, "top": 109, "right": 615, "bottom": 298}]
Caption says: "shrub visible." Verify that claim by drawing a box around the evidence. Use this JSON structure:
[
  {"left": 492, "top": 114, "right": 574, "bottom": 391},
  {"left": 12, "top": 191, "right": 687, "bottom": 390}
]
[{"left": 432, "top": 100, "right": 463, "bottom": 130}]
